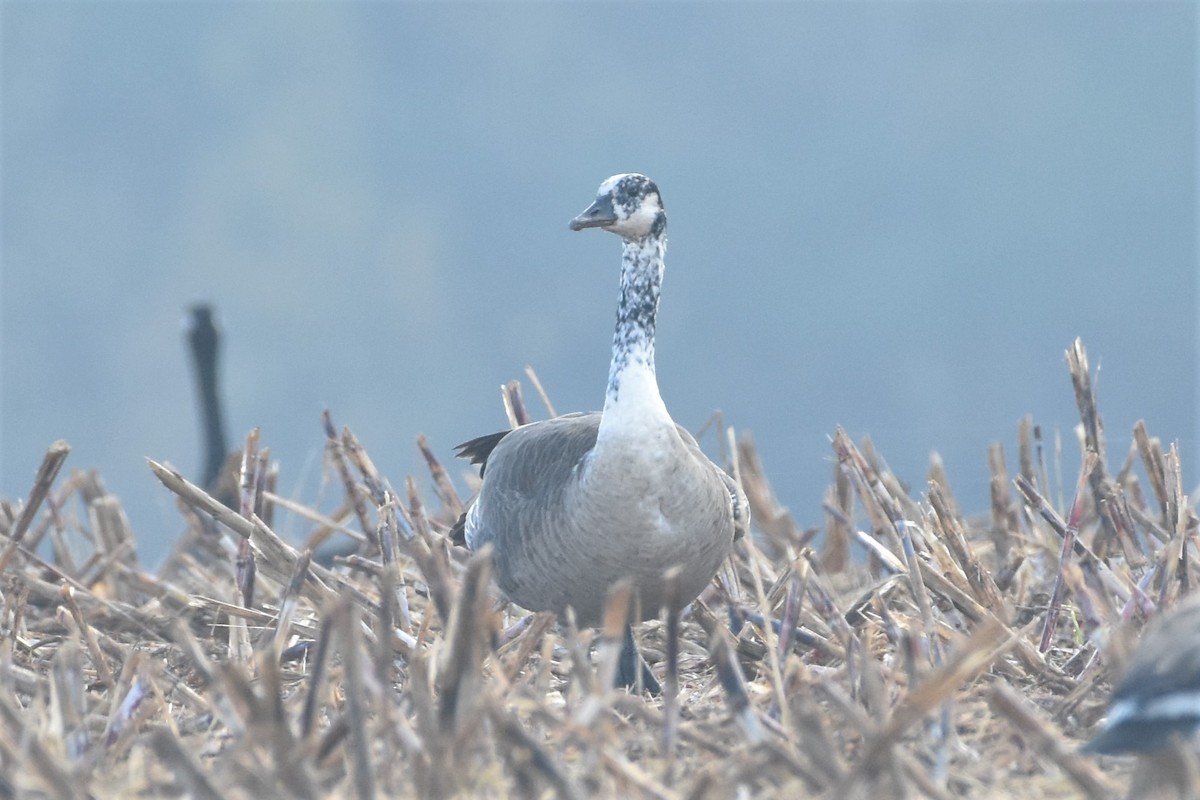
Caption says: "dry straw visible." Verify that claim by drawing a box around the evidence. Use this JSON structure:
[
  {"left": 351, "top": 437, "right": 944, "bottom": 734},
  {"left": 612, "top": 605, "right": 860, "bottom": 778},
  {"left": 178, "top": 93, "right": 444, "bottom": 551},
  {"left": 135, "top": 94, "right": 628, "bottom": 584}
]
[{"left": 0, "top": 337, "right": 1192, "bottom": 798}]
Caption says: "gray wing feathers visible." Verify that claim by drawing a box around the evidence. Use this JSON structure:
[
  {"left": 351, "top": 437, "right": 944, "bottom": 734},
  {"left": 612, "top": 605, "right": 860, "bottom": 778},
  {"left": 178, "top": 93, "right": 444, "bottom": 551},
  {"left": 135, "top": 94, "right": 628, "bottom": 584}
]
[
  {"left": 674, "top": 424, "right": 750, "bottom": 542},
  {"left": 463, "top": 413, "right": 601, "bottom": 552}
]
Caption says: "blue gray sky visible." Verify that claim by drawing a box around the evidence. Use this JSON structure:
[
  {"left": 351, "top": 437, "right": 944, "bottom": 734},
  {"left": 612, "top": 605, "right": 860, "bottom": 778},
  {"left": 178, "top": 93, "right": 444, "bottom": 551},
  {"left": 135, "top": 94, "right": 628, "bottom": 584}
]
[{"left": 3, "top": 4, "right": 1196, "bottom": 564}]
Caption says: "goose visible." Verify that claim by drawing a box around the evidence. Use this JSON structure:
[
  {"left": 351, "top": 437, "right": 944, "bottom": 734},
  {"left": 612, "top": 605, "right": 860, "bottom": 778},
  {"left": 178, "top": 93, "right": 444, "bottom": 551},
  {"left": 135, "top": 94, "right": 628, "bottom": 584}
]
[
  {"left": 1084, "top": 596, "right": 1200, "bottom": 756},
  {"left": 453, "top": 174, "right": 748, "bottom": 683}
]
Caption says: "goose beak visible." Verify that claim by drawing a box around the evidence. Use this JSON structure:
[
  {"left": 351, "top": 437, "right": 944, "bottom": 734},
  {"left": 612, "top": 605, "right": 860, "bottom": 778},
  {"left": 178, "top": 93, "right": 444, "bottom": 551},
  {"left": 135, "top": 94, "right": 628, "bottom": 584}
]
[{"left": 569, "top": 195, "right": 617, "bottom": 231}]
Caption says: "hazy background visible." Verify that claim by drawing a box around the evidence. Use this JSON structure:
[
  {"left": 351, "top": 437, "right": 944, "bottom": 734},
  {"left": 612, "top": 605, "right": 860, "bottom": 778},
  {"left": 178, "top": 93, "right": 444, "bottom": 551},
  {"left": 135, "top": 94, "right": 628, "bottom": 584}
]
[{"left": 3, "top": 3, "right": 1196, "bottom": 566}]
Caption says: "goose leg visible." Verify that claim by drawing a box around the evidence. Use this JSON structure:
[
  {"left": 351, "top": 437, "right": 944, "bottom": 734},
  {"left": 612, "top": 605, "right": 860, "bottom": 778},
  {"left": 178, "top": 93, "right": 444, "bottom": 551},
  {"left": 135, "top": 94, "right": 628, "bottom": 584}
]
[{"left": 616, "top": 624, "right": 662, "bottom": 694}]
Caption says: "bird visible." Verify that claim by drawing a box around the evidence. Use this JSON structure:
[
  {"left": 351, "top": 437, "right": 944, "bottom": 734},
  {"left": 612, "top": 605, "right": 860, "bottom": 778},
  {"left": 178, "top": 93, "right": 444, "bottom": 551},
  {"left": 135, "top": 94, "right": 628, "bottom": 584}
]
[
  {"left": 1083, "top": 595, "right": 1200, "bottom": 757},
  {"left": 452, "top": 174, "right": 748, "bottom": 686}
]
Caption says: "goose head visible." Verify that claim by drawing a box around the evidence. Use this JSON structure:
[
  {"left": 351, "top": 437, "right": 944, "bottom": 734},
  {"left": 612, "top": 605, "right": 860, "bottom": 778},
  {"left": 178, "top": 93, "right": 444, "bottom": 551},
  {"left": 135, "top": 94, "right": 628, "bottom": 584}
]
[{"left": 569, "top": 173, "right": 666, "bottom": 241}]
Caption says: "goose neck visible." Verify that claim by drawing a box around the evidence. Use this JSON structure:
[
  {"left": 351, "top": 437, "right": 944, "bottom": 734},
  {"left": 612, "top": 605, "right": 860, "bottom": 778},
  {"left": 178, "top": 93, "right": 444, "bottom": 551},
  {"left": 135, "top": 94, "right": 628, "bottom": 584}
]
[{"left": 600, "top": 235, "right": 669, "bottom": 429}]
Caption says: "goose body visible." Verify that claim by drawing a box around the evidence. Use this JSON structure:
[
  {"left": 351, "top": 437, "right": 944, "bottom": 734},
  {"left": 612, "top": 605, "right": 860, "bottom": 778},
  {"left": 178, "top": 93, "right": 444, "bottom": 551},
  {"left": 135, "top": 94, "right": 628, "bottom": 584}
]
[
  {"left": 456, "top": 174, "right": 747, "bottom": 628},
  {"left": 1084, "top": 596, "right": 1200, "bottom": 755}
]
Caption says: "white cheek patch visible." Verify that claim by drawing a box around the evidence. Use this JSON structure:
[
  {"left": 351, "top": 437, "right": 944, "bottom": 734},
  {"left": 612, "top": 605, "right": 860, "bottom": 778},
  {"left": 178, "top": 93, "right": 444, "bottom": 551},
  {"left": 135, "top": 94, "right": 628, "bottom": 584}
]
[
  {"left": 607, "top": 201, "right": 661, "bottom": 238},
  {"left": 628, "top": 204, "right": 659, "bottom": 229}
]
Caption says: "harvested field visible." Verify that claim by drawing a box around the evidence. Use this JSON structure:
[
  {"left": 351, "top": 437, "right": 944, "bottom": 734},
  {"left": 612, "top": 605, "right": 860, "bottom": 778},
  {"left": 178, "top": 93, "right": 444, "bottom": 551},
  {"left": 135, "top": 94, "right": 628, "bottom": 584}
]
[{"left": 0, "top": 337, "right": 1192, "bottom": 798}]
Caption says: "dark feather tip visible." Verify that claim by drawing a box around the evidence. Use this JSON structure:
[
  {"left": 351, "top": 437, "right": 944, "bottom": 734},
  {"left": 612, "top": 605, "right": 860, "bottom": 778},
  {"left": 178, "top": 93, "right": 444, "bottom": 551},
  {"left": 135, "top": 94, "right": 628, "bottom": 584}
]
[{"left": 454, "top": 430, "right": 511, "bottom": 477}]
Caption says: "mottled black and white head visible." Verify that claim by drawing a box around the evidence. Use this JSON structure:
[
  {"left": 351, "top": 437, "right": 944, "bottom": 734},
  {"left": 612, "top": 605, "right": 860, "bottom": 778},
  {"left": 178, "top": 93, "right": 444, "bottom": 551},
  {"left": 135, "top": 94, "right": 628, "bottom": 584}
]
[{"left": 569, "top": 174, "right": 666, "bottom": 241}]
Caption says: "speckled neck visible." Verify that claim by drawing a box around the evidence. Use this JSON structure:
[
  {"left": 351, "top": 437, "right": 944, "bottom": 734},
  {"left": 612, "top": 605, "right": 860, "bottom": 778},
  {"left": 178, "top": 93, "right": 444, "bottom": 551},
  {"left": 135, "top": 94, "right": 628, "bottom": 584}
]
[{"left": 599, "top": 234, "right": 670, "bottom": 436}]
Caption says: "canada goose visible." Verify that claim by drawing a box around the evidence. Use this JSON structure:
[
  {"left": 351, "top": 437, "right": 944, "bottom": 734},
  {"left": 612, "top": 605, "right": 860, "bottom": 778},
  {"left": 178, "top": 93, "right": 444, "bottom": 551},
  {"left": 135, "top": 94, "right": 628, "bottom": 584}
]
[
  {"left": 1084, "top": 596, "right": 1200, "bottom": 756},
  {"left": 453, "top": 174, "right": 748, "bottom": 676}
]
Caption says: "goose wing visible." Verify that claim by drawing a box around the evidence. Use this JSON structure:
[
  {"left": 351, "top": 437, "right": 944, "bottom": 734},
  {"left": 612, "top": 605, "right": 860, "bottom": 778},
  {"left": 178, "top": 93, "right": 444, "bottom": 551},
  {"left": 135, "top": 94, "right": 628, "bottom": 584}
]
[
  {"left": 451, "top": 416, "right": 746, "bottom": 549},
  {"left": 450, "top": 412, "right": 600, "bottom": 548},
  {"left": 673, "top": 424, "right": 749, "bottom": 543}
]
